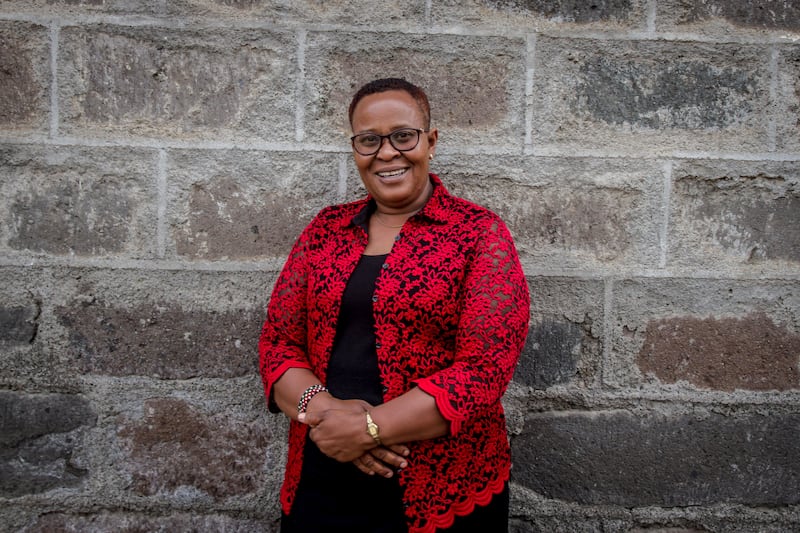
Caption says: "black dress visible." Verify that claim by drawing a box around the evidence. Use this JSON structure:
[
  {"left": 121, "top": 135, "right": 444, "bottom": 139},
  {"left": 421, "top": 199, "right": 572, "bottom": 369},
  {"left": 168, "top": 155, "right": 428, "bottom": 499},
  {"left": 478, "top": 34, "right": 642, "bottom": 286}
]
[{"left": 281, "top": 254, "right": 509, "bottom": 533}]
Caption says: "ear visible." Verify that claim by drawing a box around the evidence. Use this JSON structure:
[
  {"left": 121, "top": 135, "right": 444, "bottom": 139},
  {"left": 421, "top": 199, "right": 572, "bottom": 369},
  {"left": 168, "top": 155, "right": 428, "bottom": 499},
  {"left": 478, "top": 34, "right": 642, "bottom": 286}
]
[{"left": 426, "top": 128, "right": 438, "bottom": 156}]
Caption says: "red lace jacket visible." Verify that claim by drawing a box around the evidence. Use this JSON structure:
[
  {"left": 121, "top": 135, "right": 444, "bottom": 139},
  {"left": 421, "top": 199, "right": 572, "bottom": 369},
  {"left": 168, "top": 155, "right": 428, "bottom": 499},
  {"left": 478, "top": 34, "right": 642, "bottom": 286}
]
[{"left": 259, "top": 174, "right": 530, "bottom": 533}]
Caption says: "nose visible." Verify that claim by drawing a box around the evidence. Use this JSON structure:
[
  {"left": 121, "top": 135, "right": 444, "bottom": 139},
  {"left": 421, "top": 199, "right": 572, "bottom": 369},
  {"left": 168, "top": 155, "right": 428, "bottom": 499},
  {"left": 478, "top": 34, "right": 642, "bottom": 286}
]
[{"left": 376, "top": 136, "right": 400, "bottom": 160}]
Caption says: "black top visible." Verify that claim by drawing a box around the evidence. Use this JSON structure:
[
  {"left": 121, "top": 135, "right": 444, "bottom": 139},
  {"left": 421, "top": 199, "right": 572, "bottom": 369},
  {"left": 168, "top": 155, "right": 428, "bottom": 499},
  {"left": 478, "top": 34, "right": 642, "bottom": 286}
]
[{"left": 284, "top": 254, "right": 407, "bottom": 533}]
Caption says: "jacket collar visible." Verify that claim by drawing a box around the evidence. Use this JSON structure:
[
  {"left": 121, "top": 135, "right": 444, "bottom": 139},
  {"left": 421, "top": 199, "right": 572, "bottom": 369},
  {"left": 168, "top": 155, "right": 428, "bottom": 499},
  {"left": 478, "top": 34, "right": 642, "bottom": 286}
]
[{"left": 346, "top": 174, "right": 450, "bottom": 229}]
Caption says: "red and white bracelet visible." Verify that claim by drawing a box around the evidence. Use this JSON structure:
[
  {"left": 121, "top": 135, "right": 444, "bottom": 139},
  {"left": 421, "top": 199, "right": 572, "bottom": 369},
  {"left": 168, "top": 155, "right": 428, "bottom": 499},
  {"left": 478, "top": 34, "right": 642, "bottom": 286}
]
[{"left": 297, "top": 384, "right": 328, "bottom": 415}]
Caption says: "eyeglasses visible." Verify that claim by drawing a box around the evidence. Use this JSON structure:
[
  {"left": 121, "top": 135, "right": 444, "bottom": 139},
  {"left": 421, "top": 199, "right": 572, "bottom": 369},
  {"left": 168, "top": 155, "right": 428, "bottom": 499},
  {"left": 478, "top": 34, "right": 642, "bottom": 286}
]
[{"left": 350, "top": 128, "right": 429, "bottom": 156}]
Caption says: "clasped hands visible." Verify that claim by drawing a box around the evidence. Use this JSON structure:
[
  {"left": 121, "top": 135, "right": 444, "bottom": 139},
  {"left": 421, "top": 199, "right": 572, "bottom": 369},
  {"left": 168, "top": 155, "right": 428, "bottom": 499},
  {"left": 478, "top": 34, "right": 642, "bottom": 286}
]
[{"left": 298, "top": 398, "right": 408, "bottom": 478}]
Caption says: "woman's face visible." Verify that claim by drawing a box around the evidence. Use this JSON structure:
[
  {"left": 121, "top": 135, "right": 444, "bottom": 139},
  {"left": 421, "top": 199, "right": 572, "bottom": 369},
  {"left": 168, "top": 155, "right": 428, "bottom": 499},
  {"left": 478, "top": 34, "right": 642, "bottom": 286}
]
[{"left": 350, "top": 90, "right": 438, "bottom": 213}]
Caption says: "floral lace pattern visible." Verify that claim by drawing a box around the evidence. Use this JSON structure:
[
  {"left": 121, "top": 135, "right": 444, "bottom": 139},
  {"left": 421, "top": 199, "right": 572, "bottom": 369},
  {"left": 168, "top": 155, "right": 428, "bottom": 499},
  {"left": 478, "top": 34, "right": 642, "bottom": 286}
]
[{"left": 259, "top": 175, "right": 530, "bottom": 533}]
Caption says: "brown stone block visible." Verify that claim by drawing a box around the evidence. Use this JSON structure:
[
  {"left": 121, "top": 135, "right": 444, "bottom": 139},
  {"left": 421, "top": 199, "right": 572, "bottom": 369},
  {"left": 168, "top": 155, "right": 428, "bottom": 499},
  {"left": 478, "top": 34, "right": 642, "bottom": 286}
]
[
  {"left": 57, "top": 298, "right": 261, "bottom": 379},
  {"left": 668, "top": 160, "right": 800, "bottom": 269},
  {"left": 0, "top": 22, "right": 50, "bottom": 133},
  {"left": 0, "top": 145, "right": 158, "bottom": 258},
  {"left": 438, "top": 155, "right": 662, "bottom": 268},
  {"left": 532, "top": 38, "right": 772, "bottom": 154},
  {"left": 611, "top": 278, "right": 800, "bottom": 389},
  {"left": 638, "top": 312, "right": 800, "bottom": 391},
  {"left": 116, "top": 397, "right": 270, "bottom": 500},
  {"left": 168, "top": 150, "right": 340, "bottom": 260},
  {"left": 303, "top": 32, "right": 525, "bottom": 151},
  {"left": 58, "top": 25, "right": 296, "bottom": 141}
]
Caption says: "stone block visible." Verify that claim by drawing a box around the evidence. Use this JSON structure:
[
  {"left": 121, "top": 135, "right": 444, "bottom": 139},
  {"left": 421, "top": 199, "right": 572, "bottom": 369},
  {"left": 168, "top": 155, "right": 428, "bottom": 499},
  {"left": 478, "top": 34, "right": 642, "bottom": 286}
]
[
  {"left": 22, "top": 512, "right": 277, "bottom": 533},
  {"left": 776, "top": 45, "right": 800, "bottom": 152},
  {"left": 438, "top": 156, "right": 663, "bottom": 269},
  {"left": 116, "top": 396, "right": 271, "bottom": 500},
  {"left": 58, "top": 25, "right": 296, "bottom": 142},
  {"left": 167, "top": 150, "right": 340, "bottom": 260},
  {"left": 0, "top": 0, "right": 164, "bottom": 16},
  {"left": 0, "top": 302, "right": 40, "bottom": 345},
  {"left": 0, "top": 22, "right": 50, "bottom": 134},
  {"left": 0, "top": 391, "right": 96, "bottom": 497},
  {"left": 57, "top": 299, "right": 261, "bottom": 379},
  {"left": 0, "top": 144, "right": 158, "bottom": 258},
  {"left": 637, "top": 311, "right": 800, "bottom": 392},
  {"left": 303, "top": 32, "right": 525, "bottom": 152},
  {"left": 165, "top": 0, "right": 425, "bottom": 27},
  {"left": 610, "top": 278, "right": 800, "bottom": 390},
  {"left": 531, "top": 38, "right": 772, "bottom": 154},
  {"left": 512, "top": 410, "right": 800, "bottom": 506},
  {"left": 667, "top": 160, "right": 800, "bottom": 270},
  {"left": 432, "top": 0, "right": 648, "bottom": 32},
  {"left": 657, "top": 0, "right": 800, "bottom": 35},
  {"left": 513, "top": 277, "right": 604, "bottom": 390}
]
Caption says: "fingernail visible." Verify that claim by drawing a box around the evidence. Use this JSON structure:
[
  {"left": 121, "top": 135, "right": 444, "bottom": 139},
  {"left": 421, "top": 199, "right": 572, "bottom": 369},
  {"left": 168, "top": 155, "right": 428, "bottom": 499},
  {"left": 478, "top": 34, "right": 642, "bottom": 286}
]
[
  {"left": 400, "top": 462, "right": 407, "bottom": 469},
  {"left": 297, "top": 413, "right": 306, "bottom": 423}
]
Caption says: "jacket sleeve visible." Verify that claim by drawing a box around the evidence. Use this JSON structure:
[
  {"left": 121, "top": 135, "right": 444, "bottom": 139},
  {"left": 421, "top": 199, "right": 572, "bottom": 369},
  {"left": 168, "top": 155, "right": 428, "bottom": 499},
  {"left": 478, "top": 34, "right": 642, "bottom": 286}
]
[
  {"left": 413, "top": 216, "right": 530, "bottom": 434},
  {"left": 258, "top": 219, "right": 316, "bottom": 413}
]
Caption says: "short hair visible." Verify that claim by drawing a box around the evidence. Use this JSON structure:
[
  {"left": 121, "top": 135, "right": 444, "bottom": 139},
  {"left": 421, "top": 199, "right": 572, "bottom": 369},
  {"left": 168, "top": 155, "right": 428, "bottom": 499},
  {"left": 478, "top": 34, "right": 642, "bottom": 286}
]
[{"left": 348, "top": 78, "right": 431, "bottom": 130}]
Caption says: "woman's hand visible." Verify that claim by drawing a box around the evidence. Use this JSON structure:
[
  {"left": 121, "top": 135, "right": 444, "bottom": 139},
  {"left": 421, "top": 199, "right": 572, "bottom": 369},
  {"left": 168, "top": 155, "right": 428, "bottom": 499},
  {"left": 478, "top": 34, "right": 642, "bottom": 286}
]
[
  {"left": 301, "top": 408, "right": 377, "bottom": 463},
  {"left": 353, "top": 444, "right": 409, "bottom": 478}
]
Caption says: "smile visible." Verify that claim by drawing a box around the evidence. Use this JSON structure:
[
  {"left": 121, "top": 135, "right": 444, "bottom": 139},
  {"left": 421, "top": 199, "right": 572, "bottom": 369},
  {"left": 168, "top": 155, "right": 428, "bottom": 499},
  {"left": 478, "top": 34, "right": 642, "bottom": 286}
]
[{"left": 376, "top": 168, "right": 408, "bottom": 179}]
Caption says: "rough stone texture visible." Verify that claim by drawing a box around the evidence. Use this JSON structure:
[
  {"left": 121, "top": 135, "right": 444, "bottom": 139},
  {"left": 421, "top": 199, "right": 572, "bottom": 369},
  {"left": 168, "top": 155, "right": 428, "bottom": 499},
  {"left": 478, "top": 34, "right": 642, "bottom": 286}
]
[
  {"left": 0, "top": 145, "right": 158, "bottom": 258},
  {"left": 638, "top": 311, "right": 800, "bottom": 391},
  {"left": 116, "top": 396, "right": 271, "bottom": 500},
  {"left": 438, "top": 156, "right": 663, "bottom": 268},
  {"left": 58, "top": 25, "right": 296, "bottom": 142},
  {"left": 0, "top": 22, "right": 50, "bottom": 133},
  {"left": 168, "top": 150, "right": 340, "bottom": 260},
  {"left": 0, "top": 391, "right": 96, "bottom": 497},
  {"left": 0, "top": 0, "right": 165, "bottom": 15},
  {"left": 658, "top": 0, "right": 800, "bottom": 34},
  {"left": 512, "top": 410, "right": 800, "bottom": 506},
  {"left": 532, "top": 38, "right": 771, "bottom": 154},
  {"left": 57, "top": 299, "right": 261, "bottom": 379},
  {"left": 513, "top": 277, "right": 604, "bottom": 390},
  {"left": 21, "top": 512, "right": 277, "bottom": 533},
  {"left": 611, "top": 278, "right": 800, "bottom": 388},
  {"left": 0, "top": 302, "right": 40, "bottom": 345},
  {"left": 303, "top": 33, "right": 525, "bottom": 152},
  {"left": 432, "top": 0, "right": 648, "bottom": 32},
  {"left": 668, "top": 160, "right": 800, "bottom": 269},
  {"left": 776, "top": 45, "right": 800, "bottom": 152}
]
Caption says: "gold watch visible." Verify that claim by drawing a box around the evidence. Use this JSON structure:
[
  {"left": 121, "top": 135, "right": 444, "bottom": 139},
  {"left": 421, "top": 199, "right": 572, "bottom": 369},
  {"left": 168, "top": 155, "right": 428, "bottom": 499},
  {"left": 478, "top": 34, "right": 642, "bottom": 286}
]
[{"left": 365, "top": 412, "right": 382, "bottom": 445}]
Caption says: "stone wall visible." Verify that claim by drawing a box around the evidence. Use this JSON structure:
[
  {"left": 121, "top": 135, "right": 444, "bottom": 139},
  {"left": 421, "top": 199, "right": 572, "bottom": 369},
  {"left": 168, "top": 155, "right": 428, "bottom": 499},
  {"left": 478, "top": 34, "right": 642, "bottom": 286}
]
[{"left": 1, "top": 1, "right": 799, "bottom": 531}]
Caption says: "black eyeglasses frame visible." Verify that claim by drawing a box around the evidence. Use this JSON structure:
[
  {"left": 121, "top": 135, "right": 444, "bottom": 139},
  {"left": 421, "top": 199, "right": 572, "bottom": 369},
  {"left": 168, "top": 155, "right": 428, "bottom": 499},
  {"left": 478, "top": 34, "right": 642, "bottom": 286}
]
[{"left": 350, "top": 128, "right": 430, "bottom": 156}]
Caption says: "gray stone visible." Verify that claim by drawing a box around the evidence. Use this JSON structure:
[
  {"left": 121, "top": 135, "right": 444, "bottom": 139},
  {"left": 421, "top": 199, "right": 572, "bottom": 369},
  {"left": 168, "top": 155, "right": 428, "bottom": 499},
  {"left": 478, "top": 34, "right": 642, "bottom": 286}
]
[
  {"left": 0, "top": 391, "right": 96, "bottom": 497},
  {"left": 57, "top": 300, "right": 261, "bottom": 379},
  {"left": 515, "top": 318, "right": 584, "bottom": 389},
  {"left": 58, "top": 25, "right": 296, "bottom": 142},
  {"left": 0, "top": 303, "right": 40, "bottom": 345},
  {"left": 512, "top": 411, "right": 800, "bottom": 506},
  {"left": 22, "top": 512, "right": 277, "bottom": 532}
]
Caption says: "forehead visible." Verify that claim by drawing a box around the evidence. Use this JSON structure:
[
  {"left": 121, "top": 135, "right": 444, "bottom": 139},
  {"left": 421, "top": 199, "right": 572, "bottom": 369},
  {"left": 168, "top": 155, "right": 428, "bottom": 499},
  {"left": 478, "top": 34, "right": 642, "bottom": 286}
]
[{"left": 351, "top": 90, "right": 424, "bottom": 130}]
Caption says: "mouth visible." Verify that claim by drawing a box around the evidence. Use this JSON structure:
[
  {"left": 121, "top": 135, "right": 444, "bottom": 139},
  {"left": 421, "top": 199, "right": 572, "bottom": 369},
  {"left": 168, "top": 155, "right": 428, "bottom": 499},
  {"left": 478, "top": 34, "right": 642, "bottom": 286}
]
[{"left": 375, "top": 168, "right": 409, "bottom": 181}]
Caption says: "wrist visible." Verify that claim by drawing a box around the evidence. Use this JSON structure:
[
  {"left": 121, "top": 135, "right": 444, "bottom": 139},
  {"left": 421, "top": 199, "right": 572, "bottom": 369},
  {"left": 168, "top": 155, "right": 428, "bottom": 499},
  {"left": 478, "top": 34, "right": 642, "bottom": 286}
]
[
  {"left": 366, "top": 411, "right": 382, "bottom": 446},
  {"left": 297, "top": 384, "right": 328, "bottom": 415}
]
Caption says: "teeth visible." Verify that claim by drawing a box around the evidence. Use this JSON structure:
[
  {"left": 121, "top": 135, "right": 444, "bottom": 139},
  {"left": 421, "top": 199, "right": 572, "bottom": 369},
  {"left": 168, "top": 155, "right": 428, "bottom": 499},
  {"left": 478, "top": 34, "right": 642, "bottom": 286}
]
[{"left": 377, "top": 169, "right": 407, "bottom": 178}]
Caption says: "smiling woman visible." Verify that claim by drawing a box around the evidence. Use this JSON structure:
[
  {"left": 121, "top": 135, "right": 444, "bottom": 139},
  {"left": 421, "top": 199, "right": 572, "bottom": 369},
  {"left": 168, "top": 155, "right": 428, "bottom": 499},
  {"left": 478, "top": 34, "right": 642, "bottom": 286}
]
[{"left": 259, "top": 78, "right": 530, "bottom": 533}]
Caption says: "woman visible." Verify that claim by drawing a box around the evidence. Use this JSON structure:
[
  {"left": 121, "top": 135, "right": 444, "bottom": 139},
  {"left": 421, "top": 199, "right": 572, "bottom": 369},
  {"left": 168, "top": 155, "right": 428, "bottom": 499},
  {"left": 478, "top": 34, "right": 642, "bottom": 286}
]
[{"left": 259, "top": 78, "right": 529, "bottom": 532}]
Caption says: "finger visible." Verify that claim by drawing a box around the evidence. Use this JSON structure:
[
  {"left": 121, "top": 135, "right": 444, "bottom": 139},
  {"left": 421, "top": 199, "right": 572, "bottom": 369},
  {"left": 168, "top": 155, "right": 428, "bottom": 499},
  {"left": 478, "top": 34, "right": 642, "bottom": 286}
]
[
  {"left": 370, "top": 447, "right": 408, "bottom": 470},
  {"left": 387, "top": 443, "right": 410, "bottom": 457},
  {"left": 360, "top": 452, "right": 393, "bottom": 478},
  {"left": 353, "top": 457, "right": 375, "bottom": 476}
]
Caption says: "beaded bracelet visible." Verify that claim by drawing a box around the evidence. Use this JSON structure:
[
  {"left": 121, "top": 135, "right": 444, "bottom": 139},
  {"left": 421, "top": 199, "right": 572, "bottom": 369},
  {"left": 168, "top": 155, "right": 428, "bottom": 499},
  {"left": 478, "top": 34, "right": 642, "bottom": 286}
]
[{"left": 297, "top": 384, "right": 328, "bottom": 415}]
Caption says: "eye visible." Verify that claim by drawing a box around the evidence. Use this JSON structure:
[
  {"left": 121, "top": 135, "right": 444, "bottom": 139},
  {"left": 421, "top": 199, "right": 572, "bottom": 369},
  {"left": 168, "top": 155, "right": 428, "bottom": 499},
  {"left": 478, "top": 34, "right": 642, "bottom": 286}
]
[{"left": 358, "top": 134, "right": 380, "bottom": 146}]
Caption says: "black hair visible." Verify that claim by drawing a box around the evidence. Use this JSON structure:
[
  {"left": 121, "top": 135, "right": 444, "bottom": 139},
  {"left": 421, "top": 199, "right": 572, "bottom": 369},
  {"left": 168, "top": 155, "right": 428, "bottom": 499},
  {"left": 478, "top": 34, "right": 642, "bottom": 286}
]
[{"left": 348, "top": 78, "right": 431, "bottom": 129}]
